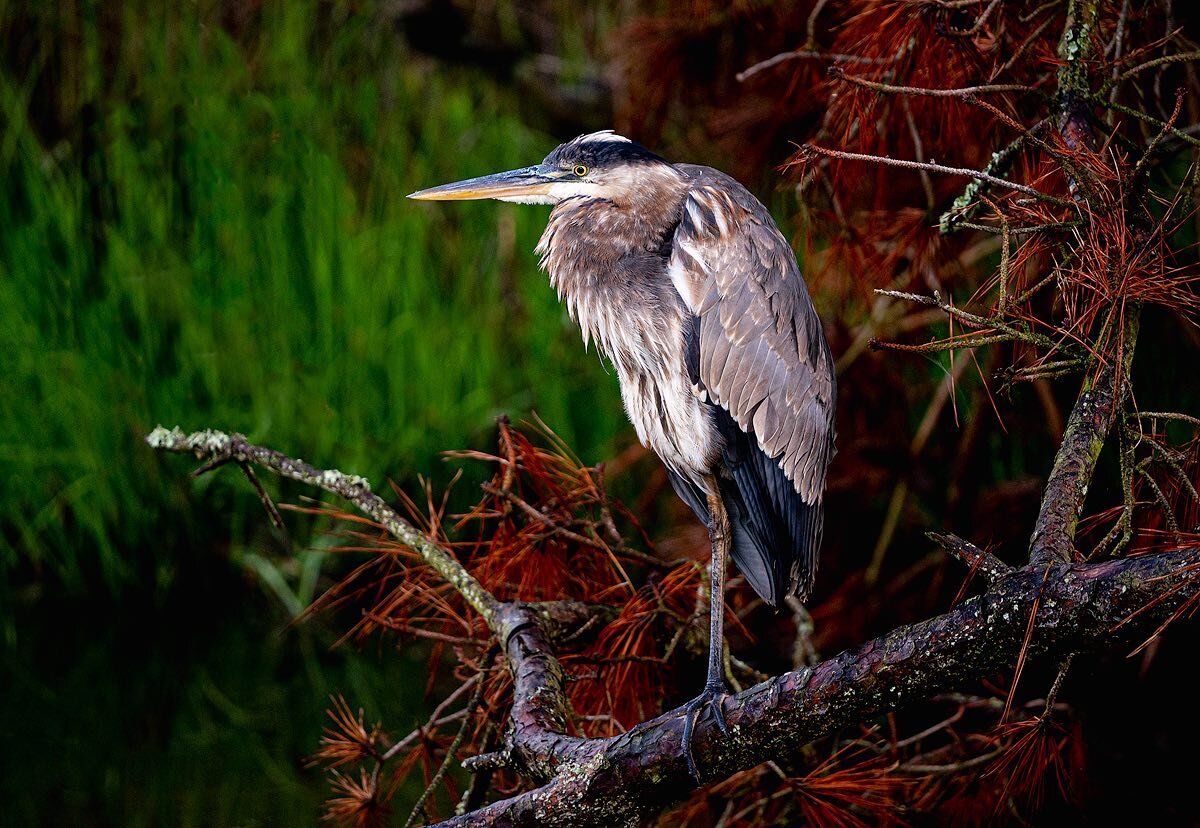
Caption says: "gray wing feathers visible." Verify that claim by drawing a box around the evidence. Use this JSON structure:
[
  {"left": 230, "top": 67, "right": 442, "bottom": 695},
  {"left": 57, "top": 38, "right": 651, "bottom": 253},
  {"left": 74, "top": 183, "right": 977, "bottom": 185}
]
[{"left": 670, "top": 166, "right": 835, "bottom": 506}]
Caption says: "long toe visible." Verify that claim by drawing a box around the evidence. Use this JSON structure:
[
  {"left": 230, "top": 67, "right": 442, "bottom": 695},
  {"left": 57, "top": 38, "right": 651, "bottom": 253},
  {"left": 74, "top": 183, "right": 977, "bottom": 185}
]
[
  {"left": 707, "top": 688, "right": 729, "bottom": 736},
  {"left": 681, "top": 686, "right": 730, "bottom": 783}
]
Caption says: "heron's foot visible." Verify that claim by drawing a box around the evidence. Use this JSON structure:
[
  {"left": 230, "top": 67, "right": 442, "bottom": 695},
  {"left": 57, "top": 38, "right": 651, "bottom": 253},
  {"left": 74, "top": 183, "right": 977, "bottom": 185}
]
[{"left": 681, "top": 682, "right": 730, "bottom": 783}]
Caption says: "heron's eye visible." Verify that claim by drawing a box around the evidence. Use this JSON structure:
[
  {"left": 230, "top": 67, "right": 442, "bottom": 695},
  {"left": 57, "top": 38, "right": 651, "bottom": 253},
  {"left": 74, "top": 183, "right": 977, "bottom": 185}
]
[{"left": 572, "top": 164, "right": 589, "bottom": 177}]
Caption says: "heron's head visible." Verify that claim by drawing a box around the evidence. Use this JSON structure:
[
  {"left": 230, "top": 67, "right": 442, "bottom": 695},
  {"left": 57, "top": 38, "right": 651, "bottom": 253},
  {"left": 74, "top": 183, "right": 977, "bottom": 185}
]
[{"left": 408, "top": 131, "right": 679, "bottom": 206}]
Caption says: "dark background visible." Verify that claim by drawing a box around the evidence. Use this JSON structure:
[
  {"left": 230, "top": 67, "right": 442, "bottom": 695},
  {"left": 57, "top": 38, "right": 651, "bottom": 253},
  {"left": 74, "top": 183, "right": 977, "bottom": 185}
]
[{"left": 3, "top": 1, "right": 1199, "bottom": 825}]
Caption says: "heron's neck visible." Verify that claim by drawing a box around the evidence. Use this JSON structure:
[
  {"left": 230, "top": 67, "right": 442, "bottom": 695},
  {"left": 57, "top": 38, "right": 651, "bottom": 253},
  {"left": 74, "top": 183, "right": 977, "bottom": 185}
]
[
  {"left": 535, "top": 166, "right": 687, "bottom": 343},
  {"left": 537, "top": 200, "right": 684, "bottom": 355}
]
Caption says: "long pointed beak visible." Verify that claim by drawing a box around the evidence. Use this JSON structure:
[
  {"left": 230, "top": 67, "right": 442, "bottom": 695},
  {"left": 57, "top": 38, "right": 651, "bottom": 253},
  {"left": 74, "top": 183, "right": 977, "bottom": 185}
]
[{"left": 407, "top": 165, "right": 557, "bottom": 201}]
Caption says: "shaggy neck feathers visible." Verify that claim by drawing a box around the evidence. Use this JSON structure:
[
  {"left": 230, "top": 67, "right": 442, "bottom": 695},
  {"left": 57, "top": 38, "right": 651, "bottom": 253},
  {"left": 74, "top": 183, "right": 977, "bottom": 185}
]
[{"left": 535, "top": 164, "right": 688, "bottom": 353}]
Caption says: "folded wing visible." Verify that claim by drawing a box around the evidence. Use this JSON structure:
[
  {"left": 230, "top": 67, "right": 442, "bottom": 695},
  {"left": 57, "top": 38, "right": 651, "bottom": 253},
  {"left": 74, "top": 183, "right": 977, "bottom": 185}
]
[{"left": 668, "top": 165, "right": 836, "bottom": 603}]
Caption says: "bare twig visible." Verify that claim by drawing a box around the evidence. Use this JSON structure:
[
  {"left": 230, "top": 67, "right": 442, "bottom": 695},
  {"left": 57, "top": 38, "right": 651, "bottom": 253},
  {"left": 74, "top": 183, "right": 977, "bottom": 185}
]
[
  {"left": 1142, "top": 435, "right": 1200, "bottom": 509},
  {"left": 939, "top": 117, "right": 1055, "bottom": 232},
  {"left": 383, "top": 674, "right": 482, "bottom": 761},
  {"left": 830, "top": 67, "right": 1035, "bottom": 98},
  {"left": 873, "top": 288, "right": 1058, "bottom": 350},
  {"left": 1093, "top": 96, "right": 1200, "bottom": 148},
  {"left": 403, "top": 673, "right": 485, "bottom": 828},
  {"left": 736, "top": 49, "right": 888, "bottom": 82},
  {"left": 952, "top": 220, "right": 1081, "bottom": 235},
  {"left": 1139, "top": 467, "right": 1180, "bottom": 532},
  {"left": 1115, "top": 49, "right": 1200, "bottom": 84},
  {"left": 942, "top": 0, "right": 1002, "bottom": 37},
  {"left": 1136, "top": 411, "right": 1200, "bottom": 429},
  {"left": 902, "top": 97, "right": 937, "bottom": 210},
  {"left": 1043, "top": 654, "right": 1075, "bottom": 715},
  {"left": 870, "top": 331, "right": 1019, "bottom": 355},
  {"left": 804, "top": 0, "right": 830, "bottom": 48},
  {"left": 891, "top": 706, "right": 966, "bottom": 750},
  {"left": 927, "top": 532, "right": 1012, "bottom": 584},
  {"left": 899, "top": 749, "right": 1002, "bottom": 774},
  {"left": 798, "top": 144, "right": 1075, "bottom": 208},
  {"left": 1091, "top": 424, "right": 1137, "bottom": 558},
  {"left": 238, "top": 460, "right": 286, "bottom": 533}
]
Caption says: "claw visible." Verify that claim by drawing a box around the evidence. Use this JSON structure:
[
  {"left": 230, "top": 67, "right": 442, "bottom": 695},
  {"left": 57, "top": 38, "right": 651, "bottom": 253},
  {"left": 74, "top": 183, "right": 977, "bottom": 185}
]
[
  {"left": 708, "top": 686, "right": 729, "bottom": 736},
  {"left": 681, "top": 684, "right": 730, "bottom": 783}
]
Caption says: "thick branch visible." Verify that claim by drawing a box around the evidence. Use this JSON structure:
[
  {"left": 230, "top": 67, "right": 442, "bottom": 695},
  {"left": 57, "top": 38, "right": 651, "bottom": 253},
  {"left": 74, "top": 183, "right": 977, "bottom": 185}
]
[
  {"left": 1023, "top": 0, "right": 1146, "bottom": 567},
  {"left": 492, "top": 603, "right": 588, "bottom": 780},
  {"left": 436, "top": 548, "right": 1200, "bottom": 827},
  {"left": 149, "top": 427, "right": 1198, "bottom": 826},
  {"left": 1056, "top": 0, "right": 1100, "bottom": 154},
  {"left": 1027, "top": 306, "right": 1141, "bottom": 566}
]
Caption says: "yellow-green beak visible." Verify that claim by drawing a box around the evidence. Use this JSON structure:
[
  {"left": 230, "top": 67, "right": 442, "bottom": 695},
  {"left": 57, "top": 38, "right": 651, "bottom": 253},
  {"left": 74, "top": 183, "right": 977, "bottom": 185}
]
[{"left": 407, "top": 165, "right": 556, "bottom": 201}]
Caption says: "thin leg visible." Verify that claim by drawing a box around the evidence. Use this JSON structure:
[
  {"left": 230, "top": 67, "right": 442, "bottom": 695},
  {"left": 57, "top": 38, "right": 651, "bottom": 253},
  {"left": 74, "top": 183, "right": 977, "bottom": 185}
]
[
  {"left": 681, "top": 482, "right": 731, "bottom": 782},
  {"left": 703, "top": 488, "right": 730, "bottom": 695}
]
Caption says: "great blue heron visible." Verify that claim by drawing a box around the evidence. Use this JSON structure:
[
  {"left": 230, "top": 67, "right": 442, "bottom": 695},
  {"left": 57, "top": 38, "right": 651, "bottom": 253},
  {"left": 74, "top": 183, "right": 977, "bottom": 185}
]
[{"left": 410, "top": 131, "right": 835, "bottom": 777}]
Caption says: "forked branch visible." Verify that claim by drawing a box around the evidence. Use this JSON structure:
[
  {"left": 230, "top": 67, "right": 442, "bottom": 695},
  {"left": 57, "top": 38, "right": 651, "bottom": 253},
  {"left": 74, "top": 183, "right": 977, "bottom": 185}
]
[{"left": 148, "top": 427, "right": 1200, "bottom": 827}]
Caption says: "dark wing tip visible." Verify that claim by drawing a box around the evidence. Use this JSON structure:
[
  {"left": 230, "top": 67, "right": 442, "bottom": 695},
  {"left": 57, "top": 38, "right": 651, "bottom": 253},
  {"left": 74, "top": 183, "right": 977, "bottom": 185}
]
[{"left": 713, "top": 408, "right": 825, "bottom": 607}]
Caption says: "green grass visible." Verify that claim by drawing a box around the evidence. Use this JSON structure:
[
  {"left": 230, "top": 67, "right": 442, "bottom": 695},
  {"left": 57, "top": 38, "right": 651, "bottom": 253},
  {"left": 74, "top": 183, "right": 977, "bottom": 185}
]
[
  {"left": 0, "top": 3, "right": 628, "bottom": 823},
  {"left": 0, "top": 2, "right": 627, "bottom": 595}
]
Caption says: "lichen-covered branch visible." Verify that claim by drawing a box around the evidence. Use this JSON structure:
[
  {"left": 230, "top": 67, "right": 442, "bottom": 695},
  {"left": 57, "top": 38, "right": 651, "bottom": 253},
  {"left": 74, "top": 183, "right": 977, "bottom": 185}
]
[
  {"left": 1027, "top": 305, "right": 1142, "bottom": 566},
  {"left": 1056, "top": 0, "right": 1100, "bottom": 155},
  {"left": 873, "top": 288, "right": 1059, "bottom": 350},
  {"left": 433, "top": 547, "right": 1200, "bottom": 827},
  {"left": 147, "top": 426, "right": 503, "bottom": 624},
  {"left": 149, "top": 427, "right": 1199, "bottom": 827},
  {"left": 147, "top": 427, "right": 596, "bottom": 773},
  {"left": 939, "top": 120, "right": 1050, "bottom": 233}
]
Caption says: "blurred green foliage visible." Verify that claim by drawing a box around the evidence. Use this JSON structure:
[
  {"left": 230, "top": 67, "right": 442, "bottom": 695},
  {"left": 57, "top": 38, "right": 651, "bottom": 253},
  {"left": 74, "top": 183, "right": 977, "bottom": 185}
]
[
  {"left": 0, "top": 1, "right": 625, "bottom": 823},
  {"left": 0, "top": 0, "right": 624, "bottom": 595}
]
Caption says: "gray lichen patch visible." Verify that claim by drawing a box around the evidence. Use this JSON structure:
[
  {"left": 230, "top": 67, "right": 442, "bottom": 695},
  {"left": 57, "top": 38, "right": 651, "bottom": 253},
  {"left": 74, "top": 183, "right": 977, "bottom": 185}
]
[
  {"left": 188, "top": 428, "right": 234, "bottom": 455},
  {"left": 314, "top": 468, "right": 372, "bottom": 492},
  {"left": 145, "top": 425, "right": 187, "bottom": 449},
  {"left": 145, "top": 425, "right": 232, "bottom": 457}
]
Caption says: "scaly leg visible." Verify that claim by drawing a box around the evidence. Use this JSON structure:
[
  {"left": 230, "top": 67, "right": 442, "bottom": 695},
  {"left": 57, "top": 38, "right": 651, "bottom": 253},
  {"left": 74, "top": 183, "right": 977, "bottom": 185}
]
[{"left": 681, "top": 482, "right": 731, "bottom": 782}]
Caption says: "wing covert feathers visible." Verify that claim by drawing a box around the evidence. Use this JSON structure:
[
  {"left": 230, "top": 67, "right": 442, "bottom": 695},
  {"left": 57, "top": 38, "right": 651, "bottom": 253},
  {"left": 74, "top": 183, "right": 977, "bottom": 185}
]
[
  {"left": 670, "top": 165, "right": 835, "bottom": 505},
  {"left": 670, "top": 164, "right": 835, "bottom": 604}
]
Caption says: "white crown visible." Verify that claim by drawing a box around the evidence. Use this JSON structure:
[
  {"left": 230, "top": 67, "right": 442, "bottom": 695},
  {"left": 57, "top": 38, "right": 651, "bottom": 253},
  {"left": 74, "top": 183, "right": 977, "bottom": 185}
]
[{"left": 575, "top": 130, "right": 632, "bottom": 144}]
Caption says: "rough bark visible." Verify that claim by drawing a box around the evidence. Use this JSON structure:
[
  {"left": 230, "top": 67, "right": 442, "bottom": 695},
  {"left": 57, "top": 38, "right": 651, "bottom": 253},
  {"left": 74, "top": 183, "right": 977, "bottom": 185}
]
[
  {"left": 1027, "top": 289, "right": 1141, "bottom": 567},
  {"left": 1055, "top": 0, "right": 1101, "bottom": 155},
  {"left": 148, "top": 427, "right": 1200, "bottom": 828},
  {"left": 1025, "top": 0, "right": 1131, "bottom": 567},
  {"left": 435, "top": 549, "right": 1199, "bottom": 827}
]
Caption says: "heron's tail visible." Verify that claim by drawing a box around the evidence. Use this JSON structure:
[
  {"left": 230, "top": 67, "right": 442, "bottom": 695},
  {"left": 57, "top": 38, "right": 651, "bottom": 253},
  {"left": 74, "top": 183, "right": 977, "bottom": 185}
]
[
  {"left": 718, "top": 466, "right": 823, "bottom": 607},
  {"left": 665, "top": 436, "right": 824, "bottom": 608}
]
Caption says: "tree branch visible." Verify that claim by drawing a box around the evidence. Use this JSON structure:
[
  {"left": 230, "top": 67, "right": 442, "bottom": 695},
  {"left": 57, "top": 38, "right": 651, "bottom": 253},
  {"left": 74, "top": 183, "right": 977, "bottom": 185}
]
[
  {"left": 147, "top": 426, "right": 503, "bottom": 625},
  {"left": 435, "top": 548, "right": 1200, "bottom": 827},
  {"left": 798, "top": 144, "right": 1076, "bottom": 208},
  {"left": 147, "top": 427, "right": 595, "bottom": 780},
  {"left": 829, "top": 66, "right": 1037, "bottom": 98},
  {"left": 927, "top": 531, "right": 1011, "bottom": 584},
  {"left": 1026, "top": 302, "right": 1142, "bottom": 566},
  {"left": 1056, "top": 0, "right": 1101, "bottom": 155},
  {"left": 148, "top": 427, "right": 1199, "bottom": 827}
]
